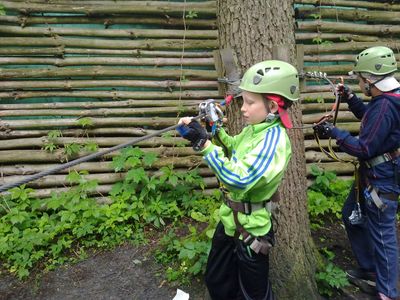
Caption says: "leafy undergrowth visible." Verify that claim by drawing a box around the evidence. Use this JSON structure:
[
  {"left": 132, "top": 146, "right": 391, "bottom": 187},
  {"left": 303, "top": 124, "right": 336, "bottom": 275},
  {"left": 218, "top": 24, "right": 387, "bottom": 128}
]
[
  {"left": 0, "top": 147, "right": 219, "bottom": 281},
  {"left": 308, "top": 165, "right": 353, "bottom": 298},
  {"left": 1, "top": 150, "right": 371, "bottom": 299}
]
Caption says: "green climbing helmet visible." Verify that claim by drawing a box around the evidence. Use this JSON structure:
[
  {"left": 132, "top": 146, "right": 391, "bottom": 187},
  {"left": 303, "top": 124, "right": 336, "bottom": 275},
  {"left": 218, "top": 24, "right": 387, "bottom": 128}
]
[
  {"left": 238, "top": 60, "right": 299, "bottom": 101},
  {"left": 352, "top": 46, "right": 398, "bottom": 76}
]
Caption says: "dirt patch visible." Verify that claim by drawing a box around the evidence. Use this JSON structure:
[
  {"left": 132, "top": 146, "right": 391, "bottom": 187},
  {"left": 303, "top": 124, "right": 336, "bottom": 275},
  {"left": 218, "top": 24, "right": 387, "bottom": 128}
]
[{"left": 0, "top": 243, "right": 205, "bottom": 300}]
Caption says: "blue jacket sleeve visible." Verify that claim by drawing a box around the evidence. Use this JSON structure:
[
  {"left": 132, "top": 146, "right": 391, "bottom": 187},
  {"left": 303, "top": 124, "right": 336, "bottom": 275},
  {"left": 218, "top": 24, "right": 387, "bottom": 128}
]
[
  {"left": 332, "top": 98, "right": 396, "bottom": 159},
  {"left": 347, "top": 94, "right": 367, "bottom": 120}
]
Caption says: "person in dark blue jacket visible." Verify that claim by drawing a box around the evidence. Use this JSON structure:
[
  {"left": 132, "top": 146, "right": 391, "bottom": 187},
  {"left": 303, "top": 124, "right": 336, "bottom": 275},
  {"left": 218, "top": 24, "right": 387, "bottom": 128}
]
[{"left": 313, "top": 46, "right": 400, "bottom": 300}]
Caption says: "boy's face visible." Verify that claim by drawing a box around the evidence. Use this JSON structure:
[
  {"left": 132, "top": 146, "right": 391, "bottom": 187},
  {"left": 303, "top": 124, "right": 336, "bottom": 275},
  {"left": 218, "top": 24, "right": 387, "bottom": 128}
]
[{"left": 241, "top": 91, "right": 269, "bottom": 125}]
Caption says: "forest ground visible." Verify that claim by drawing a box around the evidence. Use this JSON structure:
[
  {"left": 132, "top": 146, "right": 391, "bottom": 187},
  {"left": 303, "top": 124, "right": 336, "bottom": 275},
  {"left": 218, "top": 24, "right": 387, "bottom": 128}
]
[{"left": 0, "top": 221, "right": 399, "bottom": 300}]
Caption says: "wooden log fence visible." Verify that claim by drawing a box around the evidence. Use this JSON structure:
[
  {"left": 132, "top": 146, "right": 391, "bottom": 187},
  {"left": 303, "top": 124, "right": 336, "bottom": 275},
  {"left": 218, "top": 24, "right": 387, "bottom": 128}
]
[{"left": 0, "top": 0, "right": 395, "bottom": 198}]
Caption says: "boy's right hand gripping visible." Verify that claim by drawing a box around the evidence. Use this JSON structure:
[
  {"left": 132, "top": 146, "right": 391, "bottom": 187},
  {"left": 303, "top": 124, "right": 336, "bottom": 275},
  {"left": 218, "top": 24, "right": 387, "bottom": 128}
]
[
  {"left": 176, "top": 120, "right": 209, "bottom": 151},
  {"left": 336, "top": 83, "right": 353, "bottom": 102}
]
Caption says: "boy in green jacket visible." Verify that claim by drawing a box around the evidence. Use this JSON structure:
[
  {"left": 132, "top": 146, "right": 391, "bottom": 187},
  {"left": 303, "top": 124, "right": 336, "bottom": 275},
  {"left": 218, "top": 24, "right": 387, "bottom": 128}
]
[{"left": 177, "top": 60, "right": 299, "bottom": 300}]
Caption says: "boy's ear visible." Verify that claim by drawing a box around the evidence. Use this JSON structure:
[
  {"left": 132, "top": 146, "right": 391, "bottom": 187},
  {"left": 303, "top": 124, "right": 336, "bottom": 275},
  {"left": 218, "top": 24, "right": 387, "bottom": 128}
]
[{"left": 269, "top": 101, "right": 279, "bottom": 114}]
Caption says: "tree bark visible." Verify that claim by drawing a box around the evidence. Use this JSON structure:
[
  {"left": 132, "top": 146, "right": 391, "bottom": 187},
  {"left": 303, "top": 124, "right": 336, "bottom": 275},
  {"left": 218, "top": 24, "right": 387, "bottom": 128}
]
[{"left": 217, "top": 0, "right": 319, "bottom": 299}]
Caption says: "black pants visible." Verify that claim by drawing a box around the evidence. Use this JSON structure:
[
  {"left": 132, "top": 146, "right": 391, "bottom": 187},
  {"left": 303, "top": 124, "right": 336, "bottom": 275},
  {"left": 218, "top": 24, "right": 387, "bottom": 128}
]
[{"left": 205, "top": 222, "right": 274, "bottom": 300}]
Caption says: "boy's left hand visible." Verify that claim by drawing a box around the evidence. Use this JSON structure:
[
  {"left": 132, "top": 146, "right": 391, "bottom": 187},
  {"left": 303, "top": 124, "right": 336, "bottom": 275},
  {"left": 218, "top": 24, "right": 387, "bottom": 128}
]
[
  {"left": 176, "top": 119, "right": 209, "bottom": 151},
  {"left": 313, "top": 121, "right": 335, "bottom": 139}
]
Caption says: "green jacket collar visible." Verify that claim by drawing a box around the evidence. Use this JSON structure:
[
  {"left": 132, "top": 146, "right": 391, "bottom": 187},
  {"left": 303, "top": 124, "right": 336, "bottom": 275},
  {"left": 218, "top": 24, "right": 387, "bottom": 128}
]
[{"left": 249, "top": 119, "right": 281, "bottom": 134}]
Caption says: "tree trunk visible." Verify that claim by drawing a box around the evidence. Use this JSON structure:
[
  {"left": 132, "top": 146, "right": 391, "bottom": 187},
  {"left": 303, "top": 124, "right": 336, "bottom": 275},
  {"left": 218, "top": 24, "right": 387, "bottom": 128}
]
[{"left": 217, "top": 1, "right": 320, "bottom": 299}]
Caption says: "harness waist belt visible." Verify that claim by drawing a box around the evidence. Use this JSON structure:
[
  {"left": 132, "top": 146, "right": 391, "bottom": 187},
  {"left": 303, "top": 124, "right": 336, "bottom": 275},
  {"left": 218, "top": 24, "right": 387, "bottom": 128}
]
[
  {"left": 224, "top": 198, "right": 267, "bottom": 215},
  {"left": 365, "top": 147, "right": 400, "bottom": 168}
]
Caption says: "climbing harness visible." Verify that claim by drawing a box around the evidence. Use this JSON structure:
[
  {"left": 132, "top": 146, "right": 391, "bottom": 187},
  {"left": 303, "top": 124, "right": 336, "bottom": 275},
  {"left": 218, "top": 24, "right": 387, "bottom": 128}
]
[{"left": 0, "top": 95, "right": 233, "bottom": 194}]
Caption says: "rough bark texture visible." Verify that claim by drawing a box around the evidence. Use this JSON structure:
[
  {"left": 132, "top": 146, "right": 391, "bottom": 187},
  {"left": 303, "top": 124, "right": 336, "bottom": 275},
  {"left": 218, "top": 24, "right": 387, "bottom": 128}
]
[{"left": 217, "top": 1, "right": 320, "bottom": 299}]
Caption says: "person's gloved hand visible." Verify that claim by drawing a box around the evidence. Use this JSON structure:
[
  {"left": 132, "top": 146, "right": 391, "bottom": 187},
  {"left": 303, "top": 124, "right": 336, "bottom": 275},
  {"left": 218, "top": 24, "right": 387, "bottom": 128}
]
[
  {"left": 313, "top": 121, "right": 335, "bottom": 139},
  {"left": 176, "top": 119, "right": 209, "bottom": 151},
  {"left": 336, "top": 83, "right": 354, "bottom": 102}
]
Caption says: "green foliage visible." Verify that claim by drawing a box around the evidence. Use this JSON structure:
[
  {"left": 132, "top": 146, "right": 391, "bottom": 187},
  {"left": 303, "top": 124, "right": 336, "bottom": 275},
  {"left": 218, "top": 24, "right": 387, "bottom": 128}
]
[
  {"left": 312, "top": 37, "right": 333, "bottom": 46},
  {"left": 155, "top": 191, "right": 220, "bottom": 283},
  {"left": 309, "top": 13, "right": 321, "bottom": 19},
  {"left": 0, "top": 147, "right": 212, "bottom": 280},
  {"left": 42, "top": 130, "right": 63, "bottom": 153},
  {"left": 63, "top": 143, "right": 82, "bottom": 158},
  {"left": 316, "top": 248, "right": 349, "bottom": 297},
  {"left": 77, "top": 117, "right": 94, "bottom": 128},
  {"left": 307, "top": 165, "right": 352, "bottom": 228},
  {"left": 83, "top": 141, "right": 98, "bottom": 152},
  {"left": 186, "top": 10, "right": 198, "bottom": 19}
]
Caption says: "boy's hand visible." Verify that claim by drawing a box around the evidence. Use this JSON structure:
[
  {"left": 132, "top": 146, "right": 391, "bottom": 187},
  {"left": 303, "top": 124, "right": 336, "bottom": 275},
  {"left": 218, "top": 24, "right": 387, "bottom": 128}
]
[
  {"left": 336, "top": 83, "right": 354, "bottom": 102},
  {"left": 177, "top": 119, "right": 209, "bottom": 151},
  {"left": 313, "top": 121, "right": 335, "bottom": 139}
]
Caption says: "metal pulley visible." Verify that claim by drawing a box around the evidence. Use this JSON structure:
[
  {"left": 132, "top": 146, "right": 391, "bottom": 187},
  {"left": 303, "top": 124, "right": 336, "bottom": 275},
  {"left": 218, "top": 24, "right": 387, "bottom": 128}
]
[{"left": 198, "top": 99, "right": 225, "bottom": 135}]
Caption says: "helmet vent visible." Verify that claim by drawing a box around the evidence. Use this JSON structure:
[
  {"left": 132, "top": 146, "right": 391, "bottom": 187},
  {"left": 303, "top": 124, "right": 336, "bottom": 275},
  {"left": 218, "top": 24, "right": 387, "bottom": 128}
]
[
  {"left": 264, "top": 67, "right": 271, "bottom": 73},
  {"left": 375, "top": 64, "right": 382, "bottom": 70},
  {"left": 290, "top": 85, "right": 297, "bottom": 94},
  {"left": 273, "top": 67, "right": 280, "bottom": 70},
  {"left": 256, "top": 69, "right": 264, "bottom": 76},
  {"left": 253, "top": 75, "right": 262, "bottom": 85}
]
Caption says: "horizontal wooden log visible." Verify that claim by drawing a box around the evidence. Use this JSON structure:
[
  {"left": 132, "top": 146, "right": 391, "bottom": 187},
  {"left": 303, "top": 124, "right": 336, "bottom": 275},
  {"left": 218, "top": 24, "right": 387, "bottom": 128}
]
[
  {"left": 296, "top": 7, "right": 400, "bottom": 24},
  {"left": 303, "top": 41, "right": 400, "bottom": 55},
  {"left": 296, "top": 32, "right": 383, "bottom": 43},
  {"left": 0, "top": 171, "right": 219, "bottom": 189},
  {"left": 0, "top": 15, "right": 217, "bottom": 29},
  {"left": 0, "top": 106, "right": 198, "bottom": 118},
  {"left": 33, "top": 183, "right": 218, "bottom": 200},
  {"left": 298, "top": 20, "right": 400, "bottom": 37},
  {"left": 0, "top": 136, "right": 187, "bottom": 150},
  {"left": 0, "top": 57, "right": 215, "bottom": 67},
  {"left": 0, "top": 128, "right": 155, "bottom": 139},
  {"left": 301, "top": 102, "right": 352, "bottom": 112},
  {"left": 0, "top": 146, "right": 197, "bottom": 163},
  {"left": 0, "top": 47, "right": 214, "bottom": 57},
  {"left": 301, "top": 92, "right": 336, "bottom": 101},
  {"left": 306, "top": 161, "right": 356, "bottom": 175},
  {"left": 0, "top": 37, "right": 218, "bottom": 50},
  {"left": 0, "top": 156, "right": 208, "bottom": 175},
  {"left": 304, "top": 54, "right": 400, "bottom": 63},
  {"left": 0, "top": 80, "right": 217, "bottom": 90},
  {"left": 0, "top": 25, "right": 218, "bottom": 39},
  {"left": 0, "top": 90, "right": 221, "bottom": 100},
  {"left": 0, "top": 67, "right": 217, "bottom": 80},
  {"left": 0, "top": 117, "right": 182, "bottom": 129},
  {"left": 294, "top": 0, "right": 400, "bottom": 11},
  {"left": 1, "top": 1, "right": 217, "bottom": 16},
  {"left": 0, "top": 99, "right": 201, "bottom": 110},
  {"left": 302, "top": 111, "right": 359, "bottom": 124},
  {"left": 305, "top": 150, "right": 355, "bottom": 163}
]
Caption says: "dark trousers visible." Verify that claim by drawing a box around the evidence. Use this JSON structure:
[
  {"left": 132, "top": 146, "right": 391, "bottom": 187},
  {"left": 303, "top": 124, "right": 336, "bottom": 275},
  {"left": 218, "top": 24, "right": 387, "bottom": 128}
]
[
  {"left": 342, "top": 184, "right": 399, "bottom": 299},
  {"left": 205, "top": 222, "right": 274, "bottom": 300}
]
